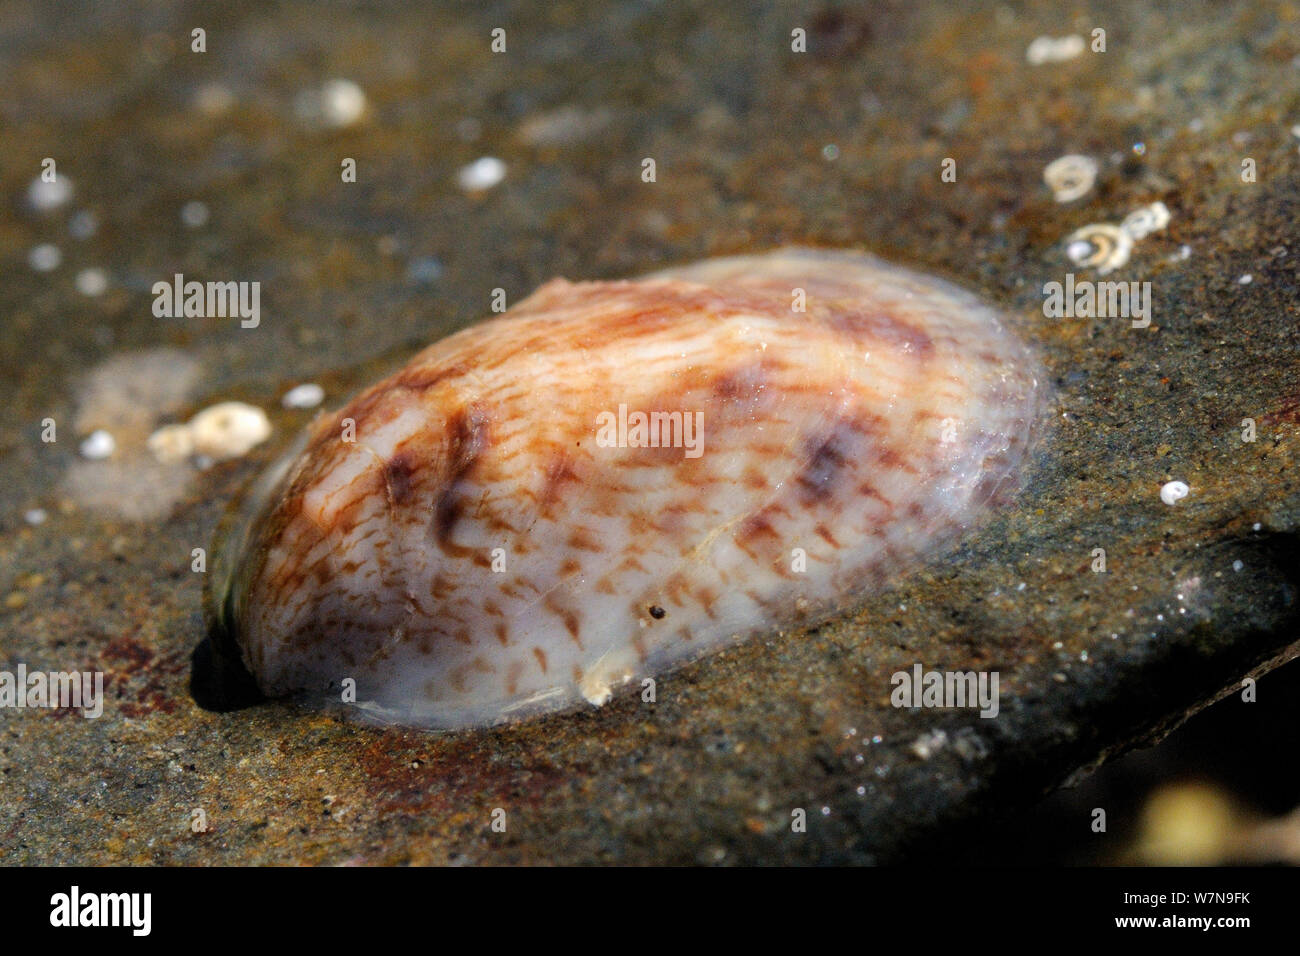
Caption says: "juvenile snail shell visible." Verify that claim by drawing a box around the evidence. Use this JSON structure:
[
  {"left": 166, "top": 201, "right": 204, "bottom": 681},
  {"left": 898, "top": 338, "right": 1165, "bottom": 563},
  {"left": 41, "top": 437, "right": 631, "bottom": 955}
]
[
  {"left": 1043, "top": 154, "right": 1099, "bottom": 203},
  {"left": 1065, "top": 223, "right": 1133, "bottom": 275},
  {"left": 1119, "top": 201, "right": 1172, "bottom": 241}
]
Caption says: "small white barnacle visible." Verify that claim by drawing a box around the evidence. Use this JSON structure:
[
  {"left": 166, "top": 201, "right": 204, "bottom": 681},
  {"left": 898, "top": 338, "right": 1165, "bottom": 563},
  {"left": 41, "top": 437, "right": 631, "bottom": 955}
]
[
  {"left": 1065, "top": 223, "right": 1133, "bottom": 275},
  {"left": 1120, "top": 201, "right": 1172, "bottom": 241},
  {"left": 1043, "top": 155, "right": 1099, "bottom": 203}
]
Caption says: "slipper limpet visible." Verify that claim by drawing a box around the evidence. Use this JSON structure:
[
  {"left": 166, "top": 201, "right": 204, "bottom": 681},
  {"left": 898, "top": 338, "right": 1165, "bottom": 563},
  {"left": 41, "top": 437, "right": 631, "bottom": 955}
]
[{"left": 211, "top": 247, "right": 1045, "bottom": 729}]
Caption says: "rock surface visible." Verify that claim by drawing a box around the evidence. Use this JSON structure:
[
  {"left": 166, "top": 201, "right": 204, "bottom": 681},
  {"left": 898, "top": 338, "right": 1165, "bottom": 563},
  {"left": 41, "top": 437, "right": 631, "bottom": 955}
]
[{"left": 1, "top": 0, "right": 1297, "bottom": 864}]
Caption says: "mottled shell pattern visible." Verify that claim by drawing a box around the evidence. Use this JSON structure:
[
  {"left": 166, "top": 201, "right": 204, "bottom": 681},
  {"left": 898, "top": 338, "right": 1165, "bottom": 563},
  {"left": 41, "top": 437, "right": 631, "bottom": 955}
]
[{"left": 214, "top": 248, "right": 1044, "bottom": 729}]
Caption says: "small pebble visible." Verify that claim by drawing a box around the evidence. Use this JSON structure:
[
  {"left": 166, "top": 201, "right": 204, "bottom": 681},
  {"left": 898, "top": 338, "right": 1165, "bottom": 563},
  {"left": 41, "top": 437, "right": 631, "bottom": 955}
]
[
  {"left": 28, "top": 243, "right": 62, "bottom": 272},
  {"left": 23, "top": 508, "right": 48, "bottom": 526},
  {"left": 1160, "top": 480, "right": 1190, "bottom": 505},
  {"left": 79, "top": 429, "right": 116, "bottom": 460},
  {"left": 188, "top": 402, "right": 271, "bottom": 460},
  {"left": 282, "top": 383, "right": 325, "bottom": 409},
  {"left": 1238, "top": 274, "right": 1253, "bottom": 285},
  {"left": 75, "top": 268, "right": 109, "bottom": 297},
  {"left": 456, "top": 156, "right": 507, "bottom": 192},
  {"left": 27, "top": 174, "right": 73, "bottom": 212}
]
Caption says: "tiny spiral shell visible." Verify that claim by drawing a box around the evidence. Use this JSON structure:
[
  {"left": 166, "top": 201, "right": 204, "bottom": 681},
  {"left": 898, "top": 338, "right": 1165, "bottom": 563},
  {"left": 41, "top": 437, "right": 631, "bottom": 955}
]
[
  {"left": 1043, "top": 155, "right": 1099, "bottom": 203},
  {"left": 1064, "top": 223, "right": 1133, "bottom": 275},
  {"left": 1119, "top": 201, "right": 1171, "bottom": 241}
]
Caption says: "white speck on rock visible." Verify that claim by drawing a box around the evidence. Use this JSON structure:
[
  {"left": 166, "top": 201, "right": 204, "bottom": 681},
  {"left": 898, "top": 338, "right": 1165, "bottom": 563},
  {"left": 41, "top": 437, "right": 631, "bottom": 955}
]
[
  {"left": 456, "top": 156, "right": 507, "bottom": 192},
  {"left": 28, "top": 243, "right": 62, "bottom": 272},
  {"left": 23, "top": 508, "right": 48, "bottom": 526},
  {"left": 295, "top": 79, "right": 367, "bottom": 129},
  {"left": 27, "top": 174, "right": 73, "bottom": 212},
  {"left": 1026, "top": 34, "right": 1084, "bottom": 65},
  {"left": 1160, "top": 480, "right": 1190, "bottom": 505},
  {"left": 282, "top": 383, "right": 325, "bottom": 409},
  {"left": 911, "top": 730, "right": 948, "bottom": 760},
  {"left": 321, "top": 79, "right": 367, "bottom": 127},
  {"left": 80, "top": 430, "right": 116, "bottom": 460},
  {"left": 75, "top": 267, "right": 109, "bottom": 297},
  {"left": 180, "top": 201, "right": 210, "bottom": 228}
]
